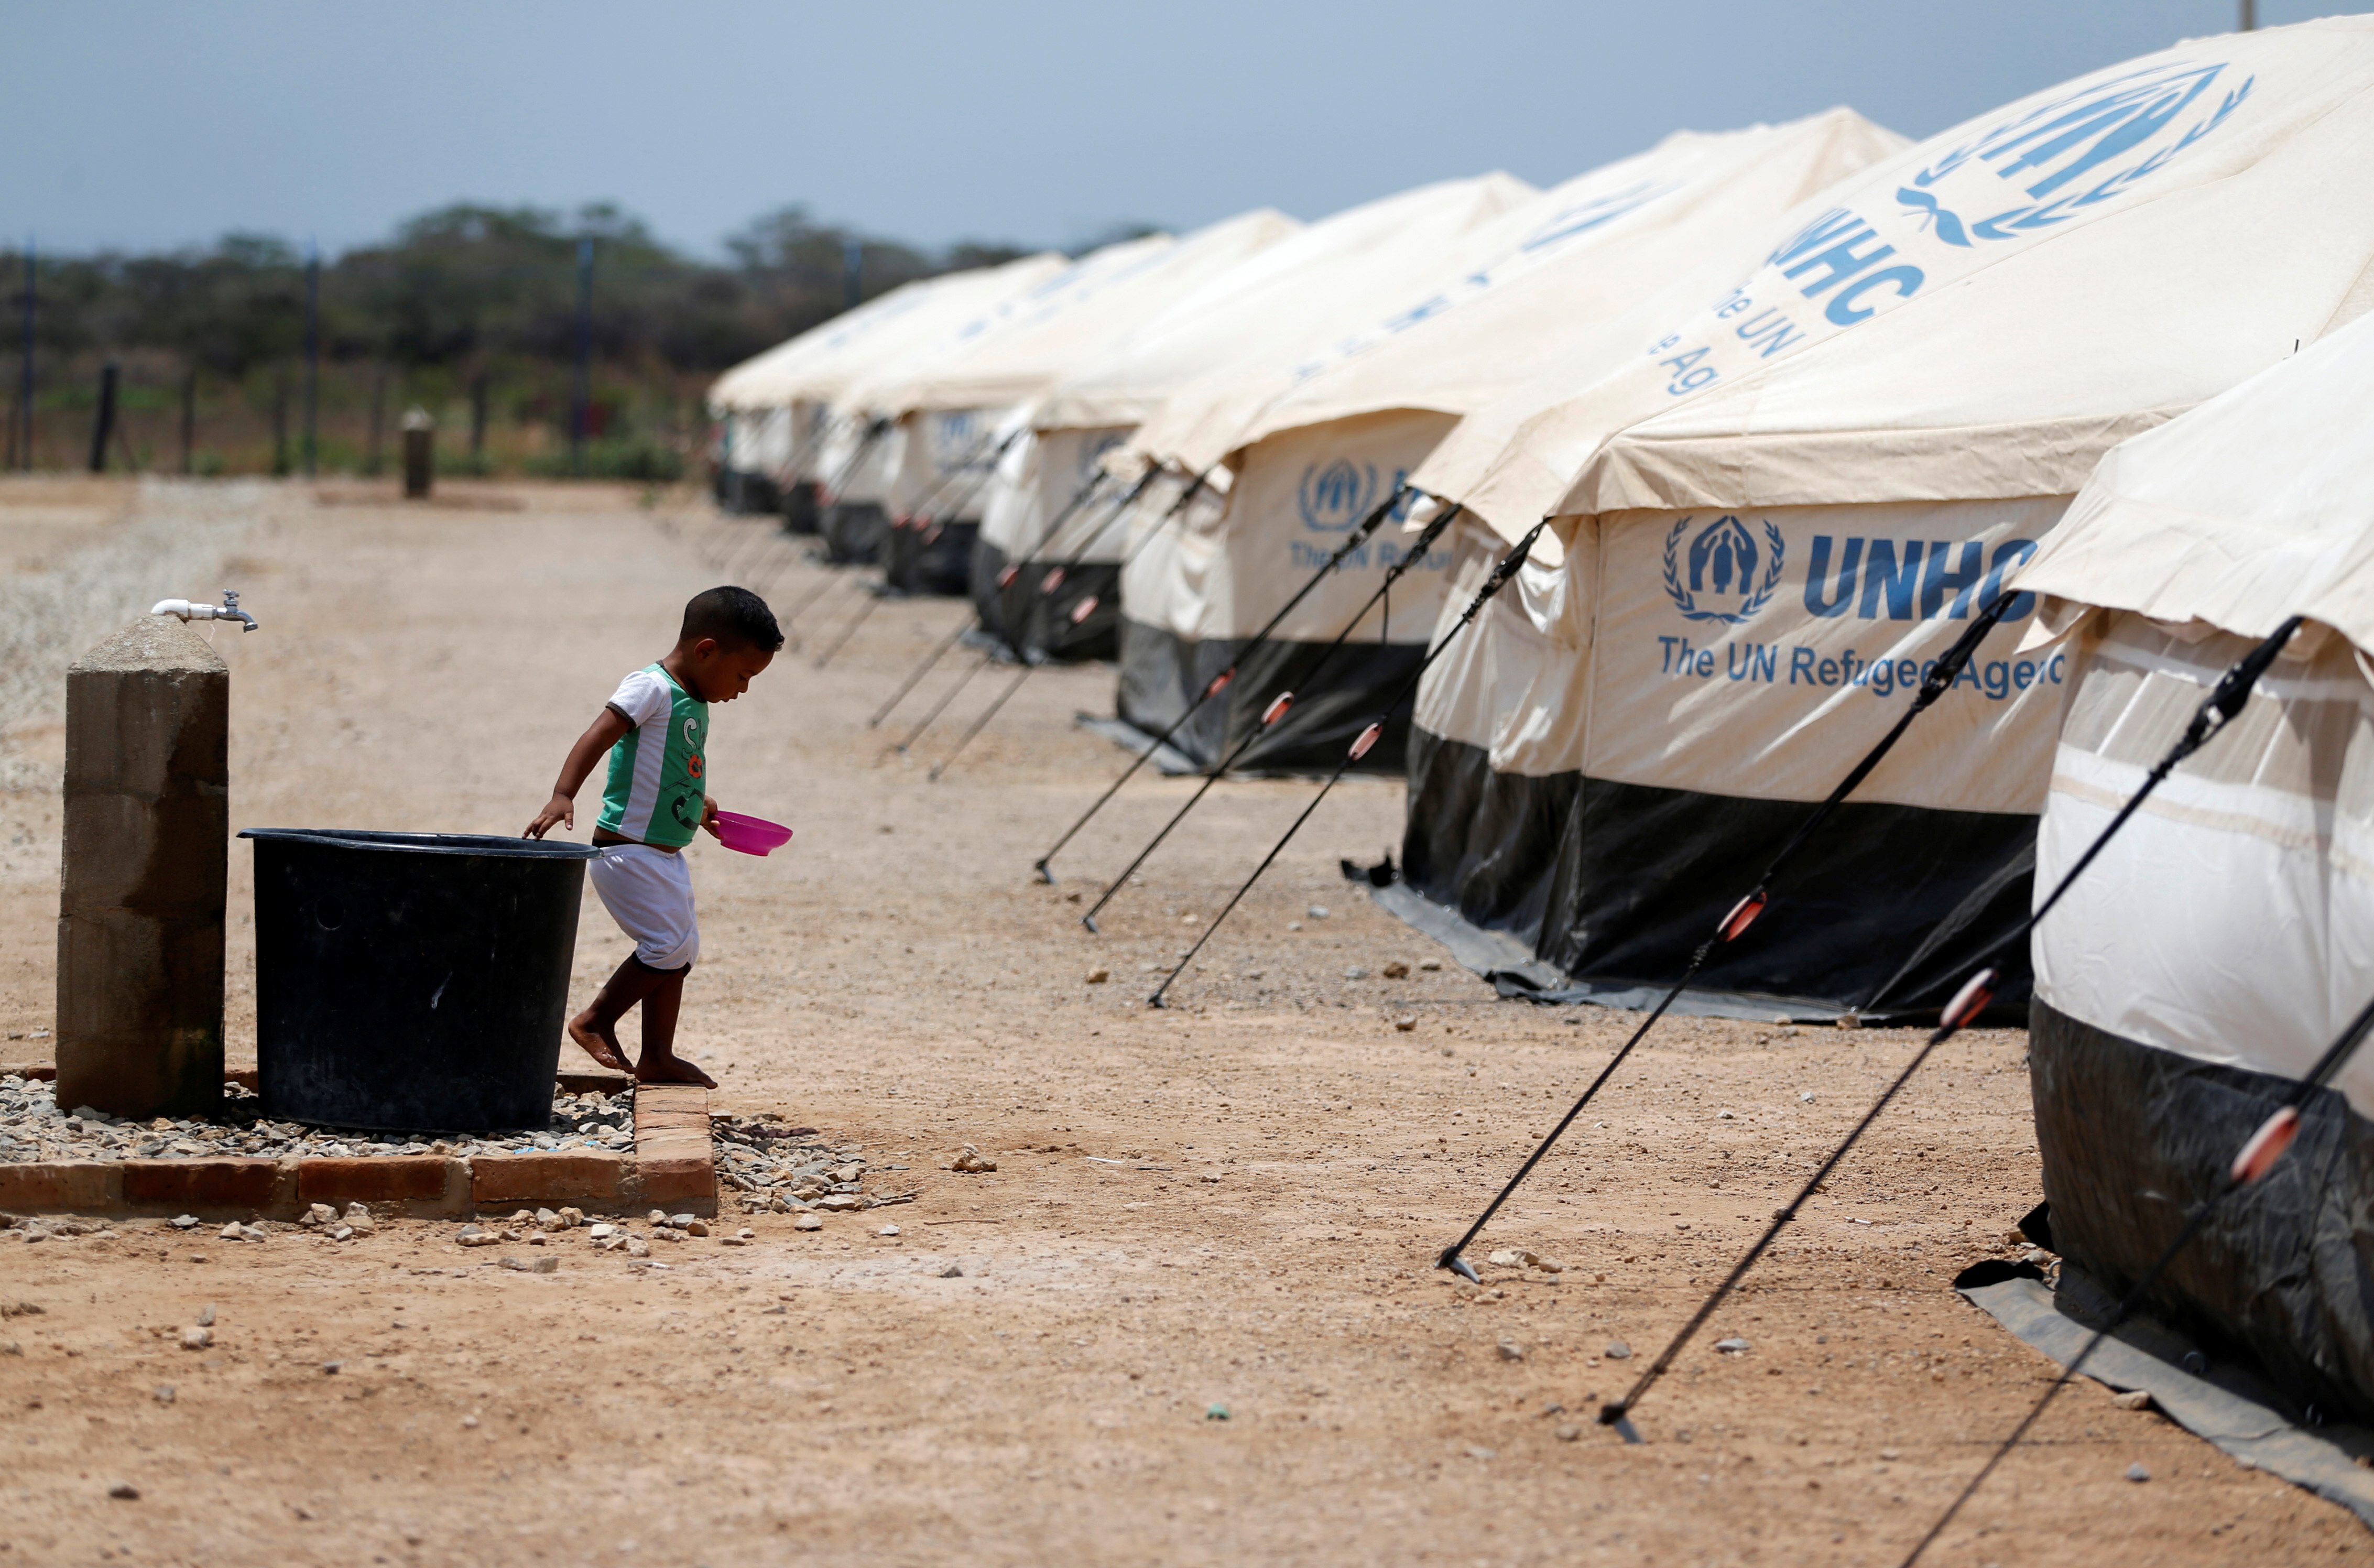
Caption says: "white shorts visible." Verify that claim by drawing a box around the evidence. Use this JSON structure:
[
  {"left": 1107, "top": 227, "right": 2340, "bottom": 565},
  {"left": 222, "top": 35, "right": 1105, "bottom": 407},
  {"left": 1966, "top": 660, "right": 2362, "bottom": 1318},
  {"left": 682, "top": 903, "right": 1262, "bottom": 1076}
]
[{"left": 587, "top": 843, "right": 700, "bottom": 971}]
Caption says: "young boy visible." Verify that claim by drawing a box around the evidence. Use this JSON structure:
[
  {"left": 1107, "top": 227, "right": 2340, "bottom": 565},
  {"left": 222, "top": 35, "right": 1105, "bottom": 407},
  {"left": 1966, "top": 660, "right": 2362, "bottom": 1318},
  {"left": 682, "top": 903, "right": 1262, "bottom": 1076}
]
[{"left": 525, "top": 585, "right": 782, "bottom": 1086}]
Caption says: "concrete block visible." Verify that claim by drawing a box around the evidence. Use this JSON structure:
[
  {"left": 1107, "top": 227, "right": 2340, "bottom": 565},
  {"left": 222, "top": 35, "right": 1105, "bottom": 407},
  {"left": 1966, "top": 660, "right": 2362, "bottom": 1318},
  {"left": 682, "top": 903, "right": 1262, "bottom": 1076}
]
[
  {"left": 470, "top": 1151, "right": 626, "bottom": 1208},
  {"left": 633, "top": 1155, "right": 717, "bottom": 1213},
  {"left": 121, "top": 1157, "right": 280, "bottom": 1214},
  {"left": 631, "top": 1083, "right": 707, "bottom": 1120},
  {"left": 298, "top": 1156, "right": 462, "bottom": 1212},
  {"left": 0, "top": 1160, "right": 122, "bottom": 1213},
  {"left": 55, "top": 616, "right": 227, "bottom": 1120}
]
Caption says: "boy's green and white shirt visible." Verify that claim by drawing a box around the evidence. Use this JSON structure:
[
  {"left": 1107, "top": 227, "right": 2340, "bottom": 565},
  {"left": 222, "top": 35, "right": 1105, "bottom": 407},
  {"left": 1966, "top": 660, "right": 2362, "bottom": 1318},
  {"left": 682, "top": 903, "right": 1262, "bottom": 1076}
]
[{"left": 597, "top": 664, "right": 707, "bottom": 848}]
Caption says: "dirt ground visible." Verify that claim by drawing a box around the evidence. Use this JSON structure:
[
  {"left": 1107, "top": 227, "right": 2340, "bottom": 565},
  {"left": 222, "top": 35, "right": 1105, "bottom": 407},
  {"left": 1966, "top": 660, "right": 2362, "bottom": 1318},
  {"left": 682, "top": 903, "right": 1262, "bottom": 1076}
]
[{"left": 0, "top": 480, "right": 2356, "bottom": 1566}]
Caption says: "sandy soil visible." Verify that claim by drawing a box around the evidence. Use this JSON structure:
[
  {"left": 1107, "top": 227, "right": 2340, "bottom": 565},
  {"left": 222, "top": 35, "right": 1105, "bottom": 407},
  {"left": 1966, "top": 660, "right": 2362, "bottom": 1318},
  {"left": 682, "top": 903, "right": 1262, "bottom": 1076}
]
[{"left": 0, "top": 481, "right": 2355, "bottom": 1566}]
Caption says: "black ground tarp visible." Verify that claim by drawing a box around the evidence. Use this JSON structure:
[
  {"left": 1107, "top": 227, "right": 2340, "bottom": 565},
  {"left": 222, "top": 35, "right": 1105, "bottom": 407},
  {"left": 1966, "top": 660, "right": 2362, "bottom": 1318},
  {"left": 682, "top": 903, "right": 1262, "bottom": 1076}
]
[
  {"left": 717, "top": 469, "right": 781, "bottom": 517},
  {"left": 883, "top": 517, "right": 977, "bottom": 597},
  {"left": 823, "top": 502, "right": 887, "bottom": 566},
  {"left": 1391, "top": 726, "right": 2035, "bottom": 1022},
  {"left": 1402, "top": 726, "right": 1578, "bottom": 953},
  {"left": 780, "top": 480, "right": 821, "bottom": 536},
  {"left": 1959, "top": 1262, "right": 2374, "bottom": 1527},
  {"left": 969, "top": 539, "right": 1121, "bottom": 661},
  {"left": 2032, "top": 999, "right": 2374, "bottom": 1427},
  {"left": 1115, "top": 617, "right": 1420, "bottom": 775}
]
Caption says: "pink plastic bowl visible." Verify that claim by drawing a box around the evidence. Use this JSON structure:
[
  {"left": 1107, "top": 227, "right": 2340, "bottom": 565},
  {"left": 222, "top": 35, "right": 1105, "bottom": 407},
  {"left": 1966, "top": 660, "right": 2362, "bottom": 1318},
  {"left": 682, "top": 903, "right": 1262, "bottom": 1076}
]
[{"left": 713, "top": 811, "right": 793, "bottom": 856}]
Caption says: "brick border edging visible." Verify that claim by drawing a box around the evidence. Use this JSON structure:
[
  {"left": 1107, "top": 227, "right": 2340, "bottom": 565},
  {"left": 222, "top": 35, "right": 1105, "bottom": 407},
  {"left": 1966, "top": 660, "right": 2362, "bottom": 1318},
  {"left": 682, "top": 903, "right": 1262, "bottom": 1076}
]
[{"left": 0, "top": 1072, "right": 715, "bottom": 1221}]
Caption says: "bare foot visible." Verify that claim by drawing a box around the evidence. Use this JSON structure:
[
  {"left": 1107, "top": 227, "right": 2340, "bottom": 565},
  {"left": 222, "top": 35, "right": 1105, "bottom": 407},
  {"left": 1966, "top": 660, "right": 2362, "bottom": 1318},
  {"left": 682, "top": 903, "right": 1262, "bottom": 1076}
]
[
  {"left": 567, "top": 1010, "right": 631, "bottom": 1074},
  {"left": 634, "top": 1052, "right": 717, "bottom": 1089}
]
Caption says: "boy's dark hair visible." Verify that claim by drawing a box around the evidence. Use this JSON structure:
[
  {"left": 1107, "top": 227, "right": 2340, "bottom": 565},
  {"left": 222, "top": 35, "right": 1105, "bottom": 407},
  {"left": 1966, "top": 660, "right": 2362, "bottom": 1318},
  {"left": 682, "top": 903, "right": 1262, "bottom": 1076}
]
[{"left": 681, "top": 586, "right": 785, "bottom": 652}]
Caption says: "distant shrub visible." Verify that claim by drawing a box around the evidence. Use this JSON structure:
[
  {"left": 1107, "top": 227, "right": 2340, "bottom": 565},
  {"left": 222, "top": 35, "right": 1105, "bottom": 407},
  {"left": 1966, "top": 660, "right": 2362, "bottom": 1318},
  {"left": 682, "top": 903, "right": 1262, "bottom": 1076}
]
[{"left": 527, "top": 437, "right": 683, "bottom": 482}]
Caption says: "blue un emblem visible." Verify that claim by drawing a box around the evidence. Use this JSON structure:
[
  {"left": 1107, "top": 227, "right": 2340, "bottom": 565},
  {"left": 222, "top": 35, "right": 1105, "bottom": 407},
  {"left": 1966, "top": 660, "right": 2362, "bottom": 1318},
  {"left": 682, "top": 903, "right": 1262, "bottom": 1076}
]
[
  {"left": 1295, "top": 459, "right": 1378, "bottom": 533},
  {"left": 1663, "top": 515, "right": 1784, "bottom": 625}
]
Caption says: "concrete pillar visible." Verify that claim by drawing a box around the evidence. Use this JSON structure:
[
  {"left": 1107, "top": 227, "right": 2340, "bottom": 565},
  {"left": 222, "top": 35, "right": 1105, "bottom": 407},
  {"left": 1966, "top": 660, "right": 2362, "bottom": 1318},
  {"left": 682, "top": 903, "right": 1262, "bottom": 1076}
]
[
  {"left": 55, "top": 615, "right": 227, "bottom": 1118},
  {"left": 401, "top": 406, "right": 434, "bottom": 500}
]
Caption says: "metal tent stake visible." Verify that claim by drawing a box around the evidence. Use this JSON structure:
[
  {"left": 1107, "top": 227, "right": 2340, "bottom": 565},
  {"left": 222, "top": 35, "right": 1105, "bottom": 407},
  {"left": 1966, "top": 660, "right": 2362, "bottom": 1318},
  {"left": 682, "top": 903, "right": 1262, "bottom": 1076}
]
[
  {"left": 1077, "top": 499, "right": 1462, "bottom": 930},
  {"left": 916, "top": 466, "right": 1212, "bottom": 777},
  {"left": 1433, "top": 594, "right": 2019, "bottom": 1288},
  {"left": 1571, "top": 622, "right": 2306, "bottom": 1505},
  {"left": 1034, "top": 486, "right": 1412, "bottom": 883},
  {"left": 1144, "top": 520, "right": 1543, "bottom": 1008}
]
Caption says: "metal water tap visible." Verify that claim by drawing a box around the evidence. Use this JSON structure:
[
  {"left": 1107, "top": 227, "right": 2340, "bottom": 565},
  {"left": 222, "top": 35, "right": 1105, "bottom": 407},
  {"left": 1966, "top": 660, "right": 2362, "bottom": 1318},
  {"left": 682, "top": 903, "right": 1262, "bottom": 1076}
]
[{"left": 150, "top": 589, "right": 259, "bottom": 631}]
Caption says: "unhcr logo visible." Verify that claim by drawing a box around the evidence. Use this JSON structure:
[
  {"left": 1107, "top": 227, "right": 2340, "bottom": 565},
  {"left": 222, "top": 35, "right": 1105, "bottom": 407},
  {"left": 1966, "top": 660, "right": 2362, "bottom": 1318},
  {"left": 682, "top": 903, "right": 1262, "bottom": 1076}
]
[
  {"left": 1517, "top": 179, "right": 1681, "bottom": 257},
  {"left": 929, "top": 410, "right": 978, "bottom": 470},
  {"left": 1076, "top": 430, "right": 1128, "bottom": 485},
  {"left": 1663, "top": 515, "right": 1783, "bottom": 625},
  {"left": 1297, "top": 459, "right": 1380, "bottom": 533},
  {"left": 1897, "top": 60, "right": 2251, "bottom": 245}
]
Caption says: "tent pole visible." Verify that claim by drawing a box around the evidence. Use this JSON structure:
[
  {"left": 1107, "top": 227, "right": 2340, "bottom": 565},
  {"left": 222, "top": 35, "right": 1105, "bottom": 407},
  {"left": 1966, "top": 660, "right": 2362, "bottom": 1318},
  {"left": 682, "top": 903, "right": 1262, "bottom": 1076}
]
[
  {"left": 809, "top": 587, "right": 887, "bottom": 670},
  {"left": 915, "top": 465, "right": 1212, "bottom": 778},
  {"left": 1592, "top": 616, "right": 2305, "bottom": 1449},
  {"left": 811, "top": 426, "right": 1023, "bottom": 671},
  {"left": 1033, "top": 485, "right": 1410, "bottom": 881},
  {"left": 724, "top": 410, "right": 852, "bottom": 579},
  {"left": 928, "top": 666, "right": 1033, "bottom": 782},
  {"left": 748, "top": 415, "right": 891, "bottom": 596},
  {"left": 890, "top": 652, "right": 989, "bottom": 755},
  {"left": 871, "top": 466, "right": 1134, "bottom": 730},
  {"left": 1141, "top": 520, "right": 1545, "bottom": 1009},
  {"left": 1903, "top": 974, "right": 2374, "bottom": 1564},
  {"left": 1433, "top": 593, "right": 2019, "bottom": 1287},
  {"left": 1077, "top": 495, "right": 1460, "bottom": 931}
]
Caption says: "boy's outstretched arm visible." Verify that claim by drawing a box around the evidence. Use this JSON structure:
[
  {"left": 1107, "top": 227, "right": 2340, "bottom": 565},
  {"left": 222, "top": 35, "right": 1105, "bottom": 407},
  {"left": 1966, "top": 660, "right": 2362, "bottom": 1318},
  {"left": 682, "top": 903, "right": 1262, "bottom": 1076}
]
[{"left": 525, "top": 707, "right": 634, "bottom": 839}]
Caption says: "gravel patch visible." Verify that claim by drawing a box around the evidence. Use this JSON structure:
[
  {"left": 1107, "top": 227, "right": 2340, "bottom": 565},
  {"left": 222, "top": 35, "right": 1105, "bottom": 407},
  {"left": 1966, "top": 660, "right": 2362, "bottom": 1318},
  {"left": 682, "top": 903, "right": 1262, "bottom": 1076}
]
[
  {"left": 707, "top": 1113, "right": 900, "bottom": 1211},
  {"left": 0, "top": 1074, "right": 636, "bottom": 1162}
]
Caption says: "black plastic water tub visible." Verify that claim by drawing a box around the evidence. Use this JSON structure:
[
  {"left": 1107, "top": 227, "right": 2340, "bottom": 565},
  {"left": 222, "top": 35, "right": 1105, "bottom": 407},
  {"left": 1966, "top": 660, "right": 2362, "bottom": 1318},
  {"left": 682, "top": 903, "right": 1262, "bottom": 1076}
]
[{"left": 240, "top": 829, "right": 600, "bottom": 1131}]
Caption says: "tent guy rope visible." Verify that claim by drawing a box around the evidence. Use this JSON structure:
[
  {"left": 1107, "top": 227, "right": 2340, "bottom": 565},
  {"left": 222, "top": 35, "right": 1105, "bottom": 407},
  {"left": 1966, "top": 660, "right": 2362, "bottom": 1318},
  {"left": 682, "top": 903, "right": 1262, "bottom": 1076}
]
[
  {"left": 1077, "top": 495, "right": 1461, "bottom": 931},
  {"left": 1595, "top": 614, "right": 2306, "bottom": 1449},
  {"left": 1145, "top": 514, "right": 1539, "bottom": 1009},
  {"left": 918, "top": 466, "right": 1213, "bottom": 778},
  {"left": 1902, "top": 931, "right": 2371, "bottom": 1565},
  {"left": 1033, "top": 485, "right": 1407, "bottom": 883},
  {"left": 1432, "top": 593, "right": 2019, "bottom": 1291}
]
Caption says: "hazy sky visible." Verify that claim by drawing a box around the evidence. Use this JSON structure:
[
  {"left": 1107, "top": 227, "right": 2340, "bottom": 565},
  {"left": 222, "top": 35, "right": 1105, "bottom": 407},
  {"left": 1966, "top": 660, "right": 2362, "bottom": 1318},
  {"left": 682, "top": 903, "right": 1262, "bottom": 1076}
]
[{"left": 0, "top": 1, "right": 2355, "bottom": 259}]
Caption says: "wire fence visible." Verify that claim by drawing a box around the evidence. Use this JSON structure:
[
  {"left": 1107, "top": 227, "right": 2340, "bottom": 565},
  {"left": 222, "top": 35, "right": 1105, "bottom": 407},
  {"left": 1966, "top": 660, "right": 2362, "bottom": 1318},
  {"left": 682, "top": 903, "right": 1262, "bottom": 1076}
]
[{"left": 0, "top": 477, "right": 263, "bottom": 791}]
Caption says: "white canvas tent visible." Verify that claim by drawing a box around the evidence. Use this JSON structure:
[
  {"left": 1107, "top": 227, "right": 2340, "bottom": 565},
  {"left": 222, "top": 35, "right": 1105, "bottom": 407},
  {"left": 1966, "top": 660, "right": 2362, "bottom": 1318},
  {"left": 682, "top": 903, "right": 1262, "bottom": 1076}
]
[
  {"left": 972, "top": 173, "right": 1539, "bottom": 658},
  {"left": 1105, "top": 109, "right": 1906, "bottom": 774},
  {"left": 707, "top": 275, "right": 954, "bottom": 515},
  {"left": 841, "top": 211, "right": 1301, "bottom": 593},
  {"left": 787, "top": 238, "right": 1190, "bottom": 564},
  {"left": 2000, "top": 304, "right": 2374, "bottom": 1424},
  {"left": 705, "top": 254, "right": 1067, "bottom": 527},
  {"left": 1384, "top": 18, "right": 2374, "bottom": 1021}
]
